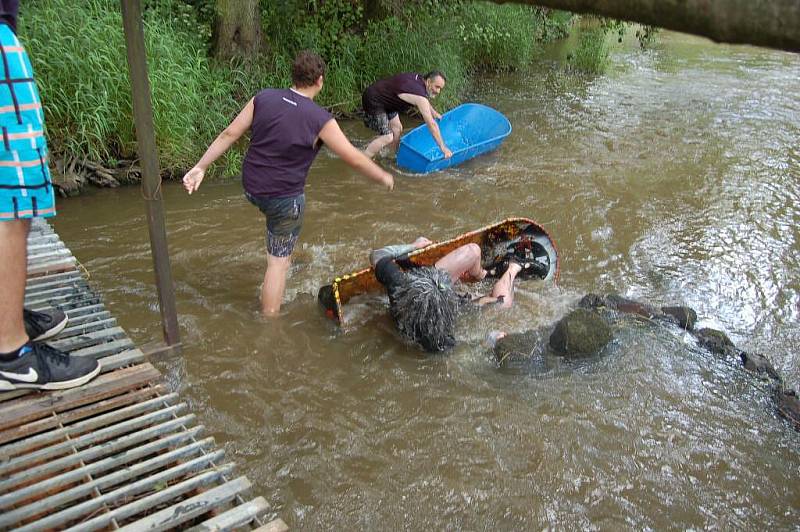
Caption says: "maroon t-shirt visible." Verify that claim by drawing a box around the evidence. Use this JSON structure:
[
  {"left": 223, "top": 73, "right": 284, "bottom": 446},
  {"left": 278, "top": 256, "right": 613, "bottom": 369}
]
[
  {"left": 362, "top": 73, "right": 428, "bottom": 115},
  {"left": 242, "top": 88, "right": 333, "bottom": 198}
]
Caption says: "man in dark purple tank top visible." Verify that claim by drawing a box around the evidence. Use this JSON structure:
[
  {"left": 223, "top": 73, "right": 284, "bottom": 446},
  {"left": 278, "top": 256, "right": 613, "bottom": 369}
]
[
  {"left": 182, "top": 51, "right": 394, "bottom": 316},
  {"left": 361, "top": 71, "right": 452, "bottom": 160}
]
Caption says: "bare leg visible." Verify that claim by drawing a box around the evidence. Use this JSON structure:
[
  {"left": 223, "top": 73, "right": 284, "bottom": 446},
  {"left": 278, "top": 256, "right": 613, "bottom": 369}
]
[
  {"left": 364, "top": 133, "right": 394, "bottom": 159},
  {"left": 0, "top": 219, "right": 31, "bottom": 352},
  {"left": 388, "top": 115, "right": 403, "bottom": 153},
  {"left": 489, "top": 262, "right": 522, "bottom": 308},
  {"left": 261, "top": 253, "right": 291, "bottom": 316},
  {"left": 435, "top": 243, "right": 486, "bottom": 283}
]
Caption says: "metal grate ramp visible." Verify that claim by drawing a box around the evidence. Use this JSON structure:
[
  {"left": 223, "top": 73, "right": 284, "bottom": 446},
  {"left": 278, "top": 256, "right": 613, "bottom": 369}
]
[{"left": 0, "top": 219, "right": 287, "bottom": 531}]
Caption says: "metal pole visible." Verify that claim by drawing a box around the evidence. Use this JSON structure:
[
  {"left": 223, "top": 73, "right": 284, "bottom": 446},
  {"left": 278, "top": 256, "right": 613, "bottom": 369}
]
[{"left": 120, "top": 0, "right": 180, "bottom": 346}]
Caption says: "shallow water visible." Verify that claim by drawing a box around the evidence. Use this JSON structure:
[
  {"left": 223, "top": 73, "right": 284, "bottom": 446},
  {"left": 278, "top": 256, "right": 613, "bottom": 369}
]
[{"left": 52, "top": 32, "right": 799, "bottom": 528}]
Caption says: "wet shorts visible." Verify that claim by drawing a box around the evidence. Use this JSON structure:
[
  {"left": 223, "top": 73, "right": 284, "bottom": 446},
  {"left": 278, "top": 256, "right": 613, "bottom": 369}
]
[
  {"left": 363, "top": 110, "right": 399, "bottom": 136},
  {"left": 245, "top": 191, "right": 305, "bottom": 257},
  {"left": 0, "top": 23, "right": 55, "bottom": 221}
]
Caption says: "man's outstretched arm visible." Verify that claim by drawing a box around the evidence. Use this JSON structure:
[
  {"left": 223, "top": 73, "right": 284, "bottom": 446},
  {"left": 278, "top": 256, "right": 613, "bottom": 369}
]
[{"left": 398, "top": 94, "right": 452, "bottom": 159}]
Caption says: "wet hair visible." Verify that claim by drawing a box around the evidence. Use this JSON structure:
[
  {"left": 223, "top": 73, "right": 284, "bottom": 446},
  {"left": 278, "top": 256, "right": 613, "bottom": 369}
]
[
  {"left": 292, "top": 50, "right": 327, "bottom": 88},
  {"left": 390, "top": 267, "right": 459, "bottom": 352},
  {"left": 424, "top": 70, "right": 447, "bottom": 83}
]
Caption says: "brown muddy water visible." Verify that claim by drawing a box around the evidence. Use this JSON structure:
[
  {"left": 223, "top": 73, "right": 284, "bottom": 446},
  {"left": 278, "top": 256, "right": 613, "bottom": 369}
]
[{"left": 52, "top": 32, "right": 799, "bottom": 528}]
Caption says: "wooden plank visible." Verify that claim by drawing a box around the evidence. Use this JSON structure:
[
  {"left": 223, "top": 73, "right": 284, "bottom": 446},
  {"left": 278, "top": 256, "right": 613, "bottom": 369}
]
[
  {"left": 58, "top": 317, "right": 119, "bottom": 339},
  {"left": 0, "top": 385, "right": 165, "bottom": 446},
  {"left": 253, "top": 519, "right": 290, "bottom": 532},
  {"left": 0, "top": 393, "right": 178, "bottom": 460},
  {"left": 97, "top": 348, "right": 146, "bottom": 370},
  {"left": 117, "top": 476, "right": 252, "bottom": 532},
  {"left": 25, "top": 276, "right": 87, "bottom": 293},
  {"left": 0, "top": 403, "right": 187, "bottom": 477},
  {"left": 69, "top": 337, "right": 136, "bottom": 360},
  {"left": 0, "top": 413, "right": 197, "bottom": 493},
  {"left": 24, "top": 283, "right": 90, "bottom": 302},
  {"left": 59, "top": 311, "right": 114, "bottom": 329},
  {"left": 64, "top": 303, "right": 107, "bottom": 318},
  {"left": 27, "top": 249, "right": 72, "bottom": 264},
  {"left": 22, "top": 456, "right": 231, "bottom": 532},
  {"left": 0, "top": 363, "right": 160, "bottom": 431},
  {"left": 25, "top": 270, "right": 83, "bottom": 288},
  {"left": 27, "top": 245, "right": 67, "bottom": 255},
  {"left": 26, "top": 239, "right": 63, "bottom": 252},
  {"left": 187, "top": 496, "right": 271, "bottom": 532},
  {"left": 0, "top": 432, "right": 211, "bottom": 525},
  {"left": 48, "top": 326, "right": 128, "bottom": 352},
  {"left": 26, "top": 259, "right": 76, "bottom": 277},
  {"left": 26, "top": 293, "right": 102, "bottom": 312}
]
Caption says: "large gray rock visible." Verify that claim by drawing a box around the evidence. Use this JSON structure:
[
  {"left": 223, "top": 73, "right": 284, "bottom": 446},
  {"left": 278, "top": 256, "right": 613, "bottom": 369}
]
[{"left": 549, "top": 308, "right": 613, "bottom": 357}]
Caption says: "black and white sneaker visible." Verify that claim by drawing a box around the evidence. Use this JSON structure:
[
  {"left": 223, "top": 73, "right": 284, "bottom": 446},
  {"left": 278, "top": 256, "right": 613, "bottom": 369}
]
[
  {"left": 24, "top": 308, "right": 68, "bottom": 342},
  {"left": 0, "top": 343, "right": 100, "bottom": 391}
]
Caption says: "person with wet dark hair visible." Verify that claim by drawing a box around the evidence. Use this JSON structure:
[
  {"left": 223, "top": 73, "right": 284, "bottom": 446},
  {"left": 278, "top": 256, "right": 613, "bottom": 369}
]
[
  {"left": 183, "top": 50, "right": 395, "bottom": 316},
  {"left": 370, "top": 237, "right": 537, "bottom": 352},
  {"left": 362, "top": 71, "right": 452, "bottom": 159}
]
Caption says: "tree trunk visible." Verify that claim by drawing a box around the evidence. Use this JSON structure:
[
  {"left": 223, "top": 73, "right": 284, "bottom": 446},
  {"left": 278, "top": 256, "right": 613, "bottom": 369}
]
[
  {"left": 214, "top": 0, "right": 262, "bottom": 61},
  {"left": 494, "top": 0, "right": 800, "bottom": 53}
]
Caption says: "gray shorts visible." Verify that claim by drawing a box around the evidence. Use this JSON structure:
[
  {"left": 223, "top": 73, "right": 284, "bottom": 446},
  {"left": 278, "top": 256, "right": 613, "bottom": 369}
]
[
  {"left": 363, "top": 110, "right": 399, "bottom": 136},
  {"left": 245, "top": 191, "right": 305, "bottom": 257}
]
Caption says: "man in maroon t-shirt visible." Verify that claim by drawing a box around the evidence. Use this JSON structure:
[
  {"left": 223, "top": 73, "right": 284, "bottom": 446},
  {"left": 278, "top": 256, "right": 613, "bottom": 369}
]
[
  {"left": 183, "top": 51, "right": 394, "bottom": 316},
  {"left": 362, "top": 71, "right": 452, "bottom": 160}
]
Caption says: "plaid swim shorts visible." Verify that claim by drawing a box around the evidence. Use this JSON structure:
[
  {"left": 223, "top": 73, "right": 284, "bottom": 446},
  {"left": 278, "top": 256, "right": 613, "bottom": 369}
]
[
  {"left": 0, "top": 23, "right": 55, "bottom": 221},
  {"left": 245, "top": 191, "right": 305, "bottom": 258},
  {"left": 363, "top": 110, "right": 399, "bottom": 136}
]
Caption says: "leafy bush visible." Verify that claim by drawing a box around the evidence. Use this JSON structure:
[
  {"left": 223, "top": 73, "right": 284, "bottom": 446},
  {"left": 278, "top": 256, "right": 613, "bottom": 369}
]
[
  {"left": 458, "top": 2, "right": 540, "bottom": 70},
  {"left": 568, "top": 26, "right": 612, "bottom": 74}
]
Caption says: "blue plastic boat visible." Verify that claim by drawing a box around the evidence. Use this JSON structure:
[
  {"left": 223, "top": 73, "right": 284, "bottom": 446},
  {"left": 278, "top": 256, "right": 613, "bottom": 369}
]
[{"left": 396, "top": 103, "right": 511, "bottom": 174}]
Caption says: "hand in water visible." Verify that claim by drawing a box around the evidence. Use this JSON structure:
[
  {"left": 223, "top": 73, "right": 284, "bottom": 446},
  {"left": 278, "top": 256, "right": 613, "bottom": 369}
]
[
  {"left": 182, "top": 167, "right": 205, "bottom": 194},
  {"left": 383, "top": 172, "right": 395, "bottom": 191}
]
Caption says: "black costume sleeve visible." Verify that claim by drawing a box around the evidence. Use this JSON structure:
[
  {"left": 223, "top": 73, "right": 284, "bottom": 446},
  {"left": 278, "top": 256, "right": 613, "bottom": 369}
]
[{"left": 374, "top": 257, "right": 406, "bottom": 292}]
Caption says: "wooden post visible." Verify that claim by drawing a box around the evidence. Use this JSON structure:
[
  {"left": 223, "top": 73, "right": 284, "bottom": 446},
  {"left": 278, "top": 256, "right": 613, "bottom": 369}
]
[{"left": 120, "top": 0, "right": 180, "bottom": 346}]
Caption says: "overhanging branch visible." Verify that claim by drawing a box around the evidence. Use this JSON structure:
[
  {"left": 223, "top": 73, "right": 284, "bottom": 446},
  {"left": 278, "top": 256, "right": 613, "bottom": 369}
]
[{"left": 495, "top": 0, "right": 800, "bottom": 53}]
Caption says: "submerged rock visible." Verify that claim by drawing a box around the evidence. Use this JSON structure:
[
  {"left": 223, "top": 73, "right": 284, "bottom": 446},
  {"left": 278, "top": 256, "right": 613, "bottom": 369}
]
[
  {"left": 549, "top": 308, "right": 613, "bottom": 357},
  {"left": 580, "top": 293, "right": 698, "bottom": 331},
  {"left": 740, "top": 351, "right": 781, "bottom": 381},
  {"left": 773, "top": 388, "right": 800, "bottom": 430},
  {"left": 494, "top": 330, "right": 538, "bottom": 360},
  {"left": 660, "top": 306, "right": 698, "bottom": 331},
  {"left": 493, "top": 329, "right": 544, "bottom": 367},
  {"left": 693, "top": 328, "right": 738, "bottom": 357}
]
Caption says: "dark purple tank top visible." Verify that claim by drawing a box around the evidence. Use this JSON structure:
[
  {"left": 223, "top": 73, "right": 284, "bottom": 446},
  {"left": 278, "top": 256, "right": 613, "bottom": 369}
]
[
  {"left": 242, "top": 88, "right": 333, "bottom": 198},
  {"left": 362, "top": 73, "right": 428, "bottom": 115}
]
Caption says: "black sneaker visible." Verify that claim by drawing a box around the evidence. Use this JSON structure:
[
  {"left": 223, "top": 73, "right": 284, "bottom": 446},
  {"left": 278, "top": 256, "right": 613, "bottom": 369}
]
[
  {"left": 0, "top": 343, "right": 100, "bottom": 391},
  {"left": 24, "top": 308, "right": 68, "bottom": 342}
]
